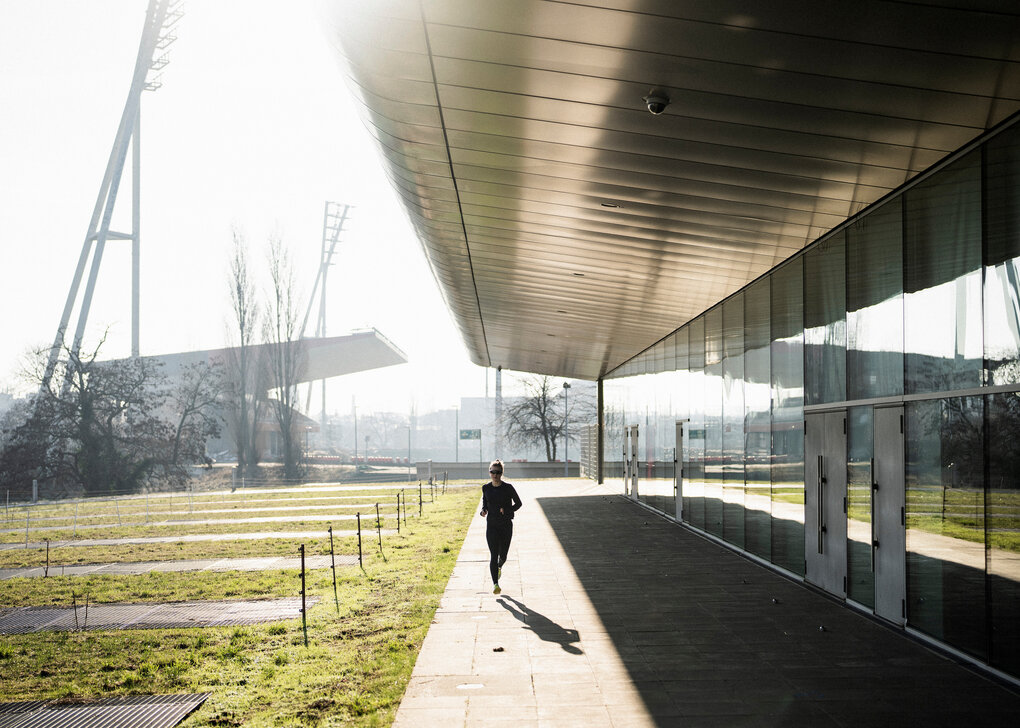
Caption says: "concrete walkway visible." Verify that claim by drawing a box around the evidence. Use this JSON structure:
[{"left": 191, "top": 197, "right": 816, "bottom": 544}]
[{"left": 396, "top": 480, "right": 1020, "bottom": 727}]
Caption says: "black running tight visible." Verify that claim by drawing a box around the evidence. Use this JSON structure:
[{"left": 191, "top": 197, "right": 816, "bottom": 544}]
[{"left": 486, "top": 521, "right": 513, "bottom": 584}]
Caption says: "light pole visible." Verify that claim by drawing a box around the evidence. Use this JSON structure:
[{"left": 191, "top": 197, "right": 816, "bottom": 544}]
[
  {"left": 563, "top": 382, "right": 571, "bottom": 477},
  {"left": 407, "top": 425, "right": 412, "bottom": 481}
]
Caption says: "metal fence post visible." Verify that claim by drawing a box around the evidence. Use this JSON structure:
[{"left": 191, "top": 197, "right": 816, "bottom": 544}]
[
  {"left": 356, "top": 513, "right": 363, "bottom": 568},
  {"left": 375, "top": 503, "right": 382, "bottom": 551},
  {"left": 396, "top": 494, "right": 401, "bottom": 534},
  {"left": 418, "top": 481, "right": 423, "bottom": 517},
  {"left": 300, "top": 544, "right": 308, "bottom": 647},
  {"left": 328, "top": 526, "right": 339, "bottom": 614}
]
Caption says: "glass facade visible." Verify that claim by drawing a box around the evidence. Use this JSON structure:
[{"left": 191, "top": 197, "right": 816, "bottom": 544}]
[{"left": 602, "top": 120, "right": 1020, "bottom": 680}]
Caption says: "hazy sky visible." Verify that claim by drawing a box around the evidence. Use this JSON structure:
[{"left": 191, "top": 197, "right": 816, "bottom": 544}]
[{"left": 0, "top": 0, "right": 502, "bottom": 414}]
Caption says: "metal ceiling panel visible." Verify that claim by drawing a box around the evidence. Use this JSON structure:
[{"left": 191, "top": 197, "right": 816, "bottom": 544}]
[{"left": 326, "top": 0, "right": 1020, "bottom": 379}]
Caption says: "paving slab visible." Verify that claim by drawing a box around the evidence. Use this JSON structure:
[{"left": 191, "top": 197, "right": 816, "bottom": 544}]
[
  {"left": 0, "top": 530, "right": 393, "bottom": 551},
  {"left": 394, "top": 479, "right": 1020, "bottom": 727},
  {"left": 0, "top": 597, "right": 318, "bottom": 633},
  {"left": 0, "top": 555, "right": 355, "bottom": 579}
]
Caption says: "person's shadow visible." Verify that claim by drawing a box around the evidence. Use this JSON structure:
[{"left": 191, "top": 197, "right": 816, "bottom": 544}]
[{"left": 498, "top": 595, "right": 583, "bottom": 654}]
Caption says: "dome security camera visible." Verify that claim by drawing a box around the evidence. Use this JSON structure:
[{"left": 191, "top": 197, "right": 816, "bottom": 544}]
[{"left": 643, "top": 92, "right": 670, "bottom": 115}]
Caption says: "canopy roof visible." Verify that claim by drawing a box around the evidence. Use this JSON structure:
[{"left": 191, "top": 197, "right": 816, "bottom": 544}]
[{"left": 329, "top": 0, "right": 1020, "bottom": 380}]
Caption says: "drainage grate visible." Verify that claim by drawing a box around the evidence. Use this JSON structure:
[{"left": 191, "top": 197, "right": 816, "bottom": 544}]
[
  {"left": 0, "top": 694, "right": 209, "bottom": 728},
  {"left": 0, "top": 598, "right": 319, "bottom": 634}
]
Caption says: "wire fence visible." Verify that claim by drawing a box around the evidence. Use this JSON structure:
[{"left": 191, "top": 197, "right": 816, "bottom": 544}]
[{"left": 1, "top": 480, "right": 446, "bottom": 554}]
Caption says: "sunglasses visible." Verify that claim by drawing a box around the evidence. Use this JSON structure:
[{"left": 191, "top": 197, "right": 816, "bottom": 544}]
[{"left": 489, "top": 469, "right": 502, "bottom": 474}]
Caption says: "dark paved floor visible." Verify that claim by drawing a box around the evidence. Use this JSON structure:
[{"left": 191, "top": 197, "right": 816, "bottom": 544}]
[{"left": 396, "top": 480, "right": 1020, "bottom": 727}]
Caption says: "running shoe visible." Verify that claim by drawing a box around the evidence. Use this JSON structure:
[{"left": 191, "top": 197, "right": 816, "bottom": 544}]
[{"left": 493, "top": 584, "right": 501, "bottom": 594}]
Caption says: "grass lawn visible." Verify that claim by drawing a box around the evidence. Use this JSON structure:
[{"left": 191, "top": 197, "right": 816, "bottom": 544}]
[{"left": 0, "top": 483, "right": 480, "bottom": 727}]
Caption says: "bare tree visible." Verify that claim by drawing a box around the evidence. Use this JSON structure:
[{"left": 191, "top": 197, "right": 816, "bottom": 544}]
[
  {"left": 265, "top": 235, "right": 306, "bottom": 479},
  {"left": 161, "top": 361, "right": 224, "bottom": 485},
  {"left": 503, "top": 375, "right": 594, "bottom": 462},
  {"left": 4, "top": 337, "right": 168, "bottom": 495},
  {"left": 226, "top": 231, "right": 263, "bottom": 477}
]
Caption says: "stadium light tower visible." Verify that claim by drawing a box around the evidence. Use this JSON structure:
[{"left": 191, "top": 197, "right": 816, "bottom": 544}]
[
  {"left": 302, "top": 201, "right": 352, "bottom": 425},
  {"left": 42, "top": 0, "right": 183, "bottom": 388}
]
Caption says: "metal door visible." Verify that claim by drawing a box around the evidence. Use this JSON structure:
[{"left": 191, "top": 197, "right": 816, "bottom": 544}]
[
  {"left": 674, "top": 421, "right": 686, "bottom": 522},
  {"left": 874, "top": 406, "right": 905, "bottom": 625},
  {"left": 805, "top": 411, "right": 847, "bottom": 597}
]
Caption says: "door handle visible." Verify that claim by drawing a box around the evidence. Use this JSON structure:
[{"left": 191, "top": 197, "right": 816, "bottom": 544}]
[
  {"left": 817, "top": 454, "right": 824, "bottom": 554},
  {"left": 870, "top": 458, "right": 876, "bottom": 573}
]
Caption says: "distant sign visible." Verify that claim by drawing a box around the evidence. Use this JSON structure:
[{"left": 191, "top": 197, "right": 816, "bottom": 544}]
[{"left": 459, "top": 429, "right": 481, "bottom": 440}]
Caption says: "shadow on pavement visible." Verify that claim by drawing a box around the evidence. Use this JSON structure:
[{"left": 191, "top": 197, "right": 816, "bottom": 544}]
[
  {"left": 537, "top": 494, "right": 1020, "bottom": 727},
  {"left": 498, "top": 594, "right": 582, "bottom": 654}
]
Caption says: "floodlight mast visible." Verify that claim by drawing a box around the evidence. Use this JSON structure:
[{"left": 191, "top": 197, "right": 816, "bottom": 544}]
[
  {"left": 301, "top": 202, "right": 352, "bottom": 422},
  {"left": 42, "top": 0, "right": 183, "bottom": 388}
]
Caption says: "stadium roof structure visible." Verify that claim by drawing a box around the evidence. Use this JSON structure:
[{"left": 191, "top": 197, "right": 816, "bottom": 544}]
[
  {"left": 147, "top": 329, "right": 407, "bottom": 386},
  {"left": 327, "top": 0, "right": 1020, "bottom": 380}
]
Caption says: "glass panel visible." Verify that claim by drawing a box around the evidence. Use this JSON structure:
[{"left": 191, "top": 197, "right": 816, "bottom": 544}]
[
  {"left": 603, "top": 381, "right": 626, "bottom": 485},
  {"left": 985, "top": 126, "right": 1020, "bottom": 386},
  {"left": 654, "top": 338, "right": 666, "bottom": 374},
  {"left": 686, "top": 317, "right": 706, "bottom": 530},
  {"left": 804, "top": 232, "right": 847, "bottom": 405},
  {"left": 704, "top": 307, "right": 724, "bottom": 537},
  {"left": 987, "top": 391, "right": 1020, "bottom": 674},
  {"left": 722, "top": 295, "right": 745, "bottom": 548},
  {"left": 744, "top": 278, "right": 772, "bottom": 559},
  {"left": 676, "top": 327, "right": 691, "bottom": 520},
  {"left": 771, "top": 259, "right": 805, "bottom": 575},
  {"left": 905, "top": 397, "right": 986, "bottom": 660},
  {"left": 847, "top": 200, "right": 903, "bottom": 400},
  {"left": 847, "top": 406, "right": 875, "bottom": 608},
  {"left": 904, "top": 151, "right": 982, "bottom": 394}
]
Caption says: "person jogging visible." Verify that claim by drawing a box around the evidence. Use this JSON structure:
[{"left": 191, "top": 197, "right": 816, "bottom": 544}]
[{"left": 479, "top": 459, "right": 522, "bottom": 594}]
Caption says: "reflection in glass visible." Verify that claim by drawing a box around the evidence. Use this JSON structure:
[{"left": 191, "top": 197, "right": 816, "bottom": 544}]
[
  {"left": 744, "top": 278, "right": 772, "bottom": 559},
  {"left": 985, "top": 127, "right": 1020, "bottom": 386},
  {"left": 904, "top": 151, "right": 982, "bottom": 394},
  {"left": 722, "top": 295, "right": 745, "bottom": 548},
  {"left": 686, "top": 317, "right": 706, "bottom": 530},
  {"left": 771, "top": 260, "right": 805, "bottom": 575},
  {"left": 847, "top": 200, "right": 903, "bottom": 400},
  {"left": 847, "top": 406, "right": 874, "bottom": 608},
  {"left": 704, "top": 308, "right": 724, "bottom": 537},
  {"left": 906, "top": 397, "right": 986, "bottom": 660},
  {"left": 987, "top": 392, "right": 1020, "bottom": 674},
  {"left": 676, "top": 328, "right": 691, "bottom": 521},
  {"left": 804, "top": 232, "right": 846, "bottom": 405},
  {"left": 603, "top": 381, "right": 625, "bottom": 485}
]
